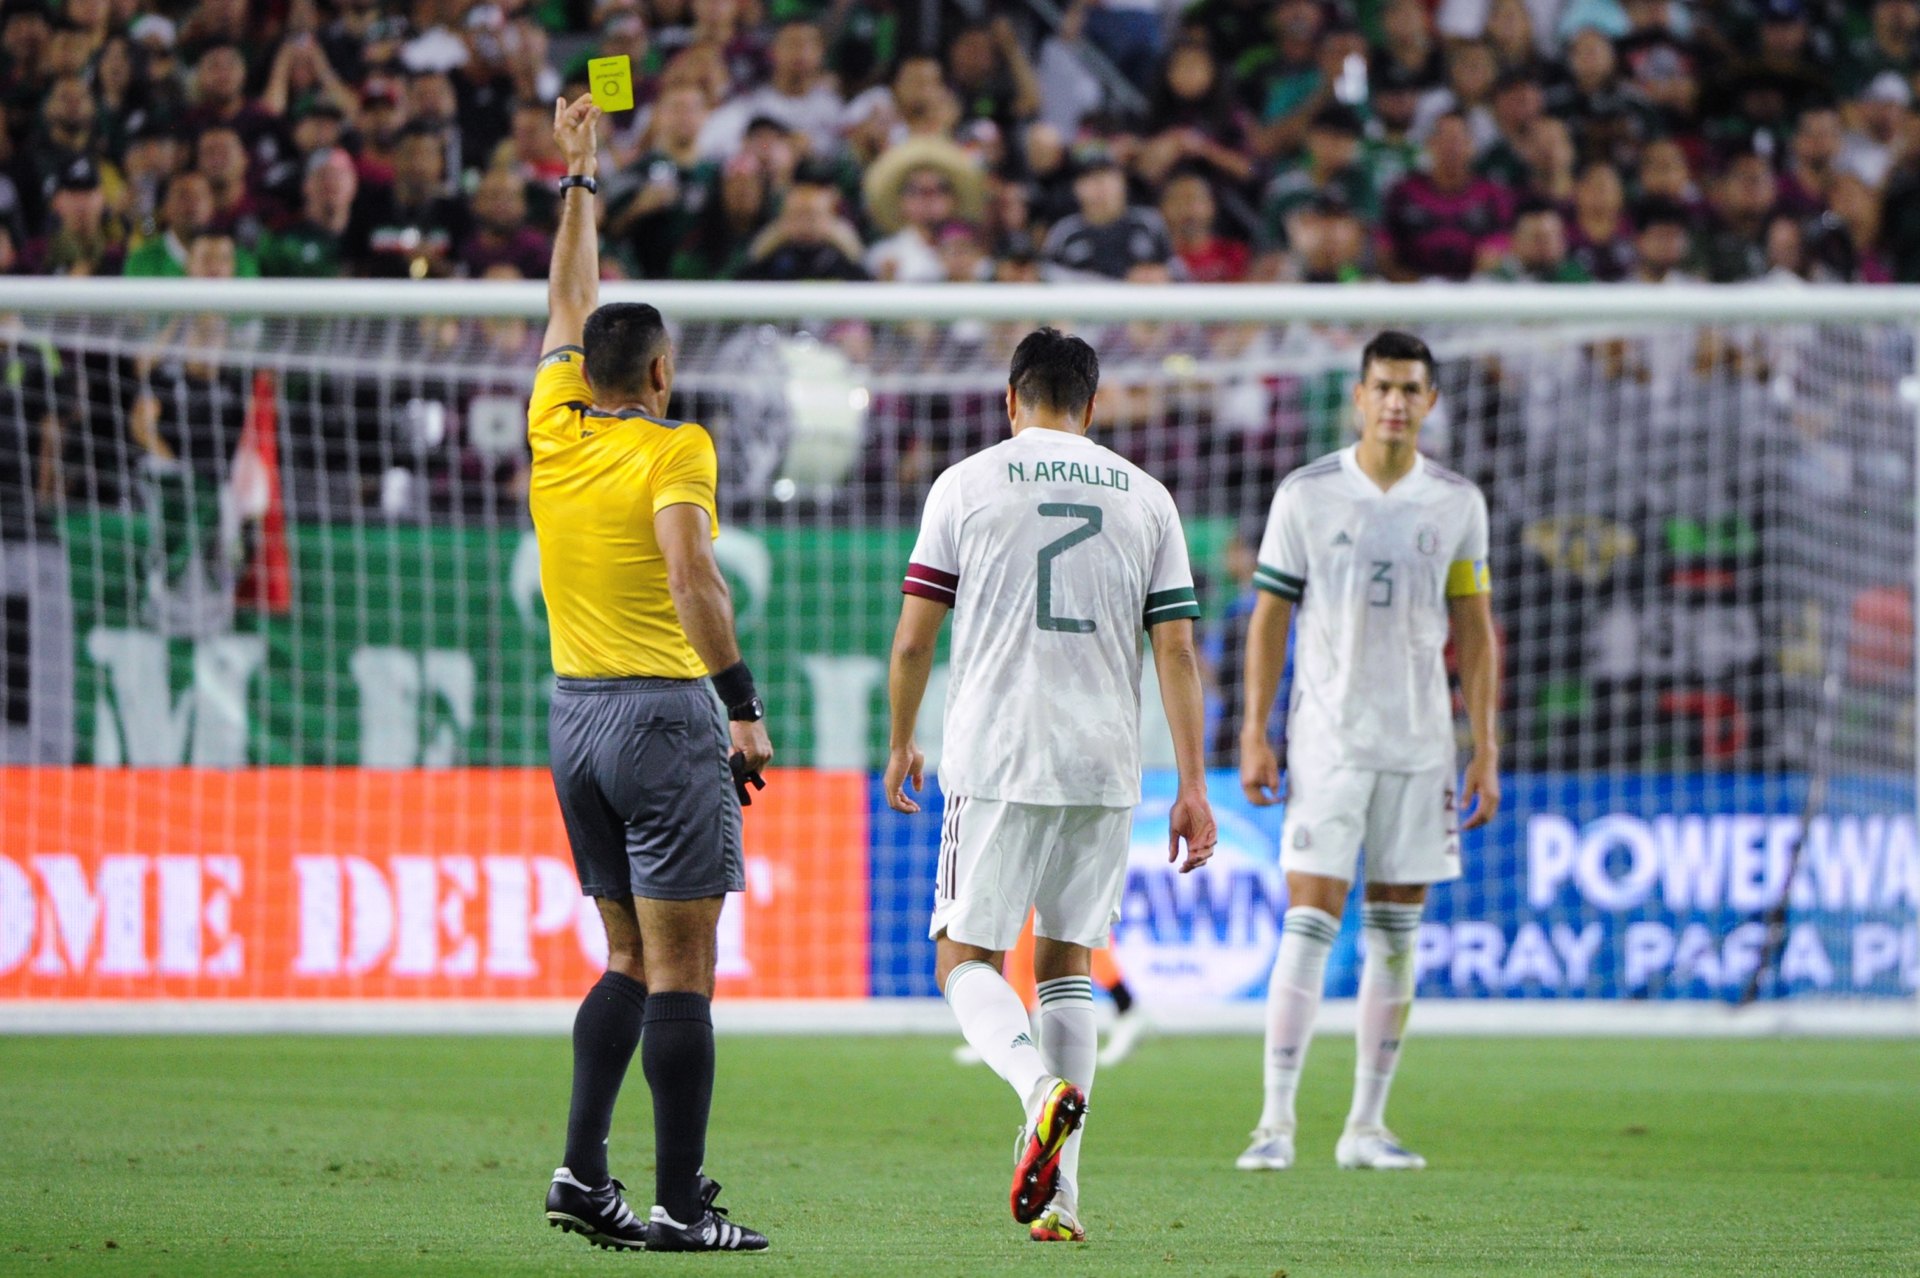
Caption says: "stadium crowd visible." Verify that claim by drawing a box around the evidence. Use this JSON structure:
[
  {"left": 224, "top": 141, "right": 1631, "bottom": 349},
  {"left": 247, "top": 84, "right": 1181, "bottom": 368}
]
[{"left": 4, "top": 0, "right": 1920, "bottom": 285}]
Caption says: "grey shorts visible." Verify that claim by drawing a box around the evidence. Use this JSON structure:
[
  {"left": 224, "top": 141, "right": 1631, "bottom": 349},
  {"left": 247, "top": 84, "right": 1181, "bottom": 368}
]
[{"left": 548, "top": 675, "right": 745, "bottom": 901}]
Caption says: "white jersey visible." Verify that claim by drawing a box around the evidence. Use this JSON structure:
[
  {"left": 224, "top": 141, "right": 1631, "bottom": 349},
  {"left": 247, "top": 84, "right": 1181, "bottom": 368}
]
[
  {"left": 904, "top": 429, "right": 1200, "bottom": 806},
  {"left": 1256, "top": 445, "right": 1490, "bottom": 773}
]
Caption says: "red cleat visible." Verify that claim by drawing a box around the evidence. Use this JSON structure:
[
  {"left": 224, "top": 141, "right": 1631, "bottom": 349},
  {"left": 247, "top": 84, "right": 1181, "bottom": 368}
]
[{"left": 1010, "top": 1078, "right": 1087, "bottom": 1224}]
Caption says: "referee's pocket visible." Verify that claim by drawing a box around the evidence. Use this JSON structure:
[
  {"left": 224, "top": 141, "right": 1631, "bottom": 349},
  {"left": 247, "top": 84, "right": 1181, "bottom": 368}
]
[{"left": 612, "top": 716, "right": 693, "bottom": 824}]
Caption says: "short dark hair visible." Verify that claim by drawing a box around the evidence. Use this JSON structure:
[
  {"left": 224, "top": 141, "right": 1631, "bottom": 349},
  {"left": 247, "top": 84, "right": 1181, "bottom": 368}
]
[
  {"left": 1514, "top": 194, "right": 1561, "bottom": 221},
  {"left": 1008, "top": 326, "right": 1100, "bottom": 415},
  {"left": 582, "top": 303, "right": 670, "bottom": 398},
  {"left": 1308, "top": 103, "right": 1363, "bottom": 137},
  {"left": 1634, "top": 196, "right": 1691, "bottom": 232},
  {"left": 1492, "top": 68, "right": 1539, "bottom": 96},
  {"left": 397, "top": 120, "right": 445, "bottom": 146},
  {"left": 791, "top": 157, "right": 843, "bottom": 188},
  {"left": 159, "top": 170, "right": 208, "bottom": 204},
  {"left": 1359, "top": 330, "right": 1435, "bottom": 382}
]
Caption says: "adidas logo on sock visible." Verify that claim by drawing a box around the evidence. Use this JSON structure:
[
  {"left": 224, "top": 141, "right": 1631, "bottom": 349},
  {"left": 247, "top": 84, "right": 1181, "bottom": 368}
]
[{"left": 1011, "top": 1032, "right": 1034, "bottom": 1049}]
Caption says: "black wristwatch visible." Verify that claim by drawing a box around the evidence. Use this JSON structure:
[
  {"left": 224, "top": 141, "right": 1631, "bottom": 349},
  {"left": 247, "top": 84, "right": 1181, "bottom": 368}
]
[
  {"left": 557, "top": 174, "right": 598, "bottom": 196},
  {"left": 729, "top": 695, "right": 766, "bottom": 724}
]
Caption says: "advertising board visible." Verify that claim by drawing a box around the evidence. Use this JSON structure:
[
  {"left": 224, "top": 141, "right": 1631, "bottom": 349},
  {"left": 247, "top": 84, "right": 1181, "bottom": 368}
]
[
  {"left": 0, "top": 768, "right": 868, "bottom": 1000},
  {"left": 3, "top": 767, "right": 1911, "bottom": 1007},
  {"left": 870, "top": 771, "right": 1919, "bottom": 1005}
]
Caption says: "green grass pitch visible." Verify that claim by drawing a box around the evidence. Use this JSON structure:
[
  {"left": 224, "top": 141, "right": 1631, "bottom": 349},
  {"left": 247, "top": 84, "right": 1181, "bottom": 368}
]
[{"left": 1, "top": 1033, "right": 1915, "bottom": 1276}]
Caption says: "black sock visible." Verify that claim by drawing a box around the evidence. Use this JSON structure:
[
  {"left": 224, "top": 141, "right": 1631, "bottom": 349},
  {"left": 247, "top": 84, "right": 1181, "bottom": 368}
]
[
  {"left": 1108, "top": 978, "right": 1134, "bottom": 1015},
  {"left": 563, "top": 970, "right": 647, "bottom": 1186},
  {"left": 641, "top": 991, "right": 715, "bottom": 1225}
]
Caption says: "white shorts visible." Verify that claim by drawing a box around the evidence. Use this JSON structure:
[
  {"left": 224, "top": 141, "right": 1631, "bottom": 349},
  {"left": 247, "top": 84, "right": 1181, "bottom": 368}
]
[
  {"left": 1280, "top": 757, "right": 1461, "bottom": 885},
  {"left": 929, "top": 796, "right": 1134, "bottom": 951}
]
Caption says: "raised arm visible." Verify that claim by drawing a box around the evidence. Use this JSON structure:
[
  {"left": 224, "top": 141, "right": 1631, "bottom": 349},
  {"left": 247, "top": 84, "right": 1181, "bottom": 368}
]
[
  {"left": 1238, "top": 592, "right": 1292, "bottom": 805},
  {"left": 992, "top": 15, "right": 1043, "bottom": 123},
  {"left": 1150, "top": 617, "right": 1217, "bottom": 873},
  {"left": 883, "top": 594, "right": 949, "bottom": 814},
  {"left": 128, "top": 317, "right": 186, "bottom": 460},
  {"left": 1449, "top": 592, "right": 1501, "bottom": 830},
  {"left": 544, "top": 93, "right": 602, "bottom": 355}
]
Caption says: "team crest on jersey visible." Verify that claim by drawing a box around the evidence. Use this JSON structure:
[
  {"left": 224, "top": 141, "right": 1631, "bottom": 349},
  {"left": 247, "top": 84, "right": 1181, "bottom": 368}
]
[
  {"left": 1292, "top": 826, "right": 1312, "bottom": 850},
  {"left": 1415, "top": 524, "right": 1441, "bottom": 555}
]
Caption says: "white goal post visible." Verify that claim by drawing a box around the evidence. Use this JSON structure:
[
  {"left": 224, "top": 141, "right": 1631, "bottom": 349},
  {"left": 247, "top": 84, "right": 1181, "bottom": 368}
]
[
  {"left": 12, "top": 276, "right": 1920, "bottom": 321},
  {"left": 0, "top": 278, "right": 1913, "bottom": 1033},
  {"left": 5, "top": 277, "right": 1907, "bottom": 780}
]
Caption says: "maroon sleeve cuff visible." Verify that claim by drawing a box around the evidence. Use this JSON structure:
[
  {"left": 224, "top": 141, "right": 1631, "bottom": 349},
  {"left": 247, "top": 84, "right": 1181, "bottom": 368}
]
[{"left": 902, "top": 562, "right": 958, "bottom": 605}]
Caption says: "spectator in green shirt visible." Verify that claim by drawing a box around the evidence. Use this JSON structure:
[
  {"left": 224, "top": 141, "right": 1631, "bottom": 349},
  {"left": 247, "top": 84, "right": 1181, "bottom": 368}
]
[
  {"left": 1476, "top": 72, "right": 1544, "bottom": 191},
  {"left": 257, "top": 147, "right": 357, "bottom": 278},
  {"left": 1475, "top": 198, "right": 1594, "bottom": 282},
  {"left": 123, "top": 172, "right": 261, "bottom": 278},
  {"left": 1359, "top": 62, "right": 1425, "bottom": 205},
  {"left": 1260, "top": 104, "right": 1376, "bottom": 248},
  {"left": 1837, "top": 0, "right": 1919, "bottom": 99},
  {"left": 607, "top": 81, "right": 720, "bottom": 278}
]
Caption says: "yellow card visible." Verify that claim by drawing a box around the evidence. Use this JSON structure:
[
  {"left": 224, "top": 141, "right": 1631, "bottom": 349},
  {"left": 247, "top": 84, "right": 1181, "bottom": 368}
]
[{"left": 588, "top": 55, "right": 634, "bottom": 112}]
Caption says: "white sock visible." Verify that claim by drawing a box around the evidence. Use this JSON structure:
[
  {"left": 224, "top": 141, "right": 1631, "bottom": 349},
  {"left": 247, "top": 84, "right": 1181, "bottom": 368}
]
[
  {"left": 1036, "top": 974, "right": 1097, "bottom": 1207},
  {"left": 1349, "top": 901, "right": 1422, "bottom": 1131},
  {"left": 1258, "top": 906, "right": 1339, "bottom": 1132},
  {"left": 945, "top": 960, "right": 1051, "bottom": 1113}
]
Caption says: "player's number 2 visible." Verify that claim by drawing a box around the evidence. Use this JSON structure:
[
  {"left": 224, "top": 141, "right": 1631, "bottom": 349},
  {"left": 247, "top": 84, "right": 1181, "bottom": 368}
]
[{"left": 1035, "top": 502, "right": 1102, "bottom": 633}]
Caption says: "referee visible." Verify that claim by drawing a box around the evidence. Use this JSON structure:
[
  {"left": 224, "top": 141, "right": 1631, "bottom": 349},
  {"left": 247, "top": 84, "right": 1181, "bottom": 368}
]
[{"left": 535, "top": 93, "right": 771, "bottom": 1254}]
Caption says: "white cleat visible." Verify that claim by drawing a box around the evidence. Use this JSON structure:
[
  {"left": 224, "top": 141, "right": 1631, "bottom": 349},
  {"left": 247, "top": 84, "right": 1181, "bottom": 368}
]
[
  {"left": 952, "top": 1042, "right": 984, "bottom": 1065},
  {"left": 1235, "top": 1126, "right": 1295, "bottom": 1171},
  {"left": 1336, "top": 1126, "right": 1427, "bottom": 1170},
  {"left": 1097, "top": 1008, "right": 1151, "bottom": 1066}
]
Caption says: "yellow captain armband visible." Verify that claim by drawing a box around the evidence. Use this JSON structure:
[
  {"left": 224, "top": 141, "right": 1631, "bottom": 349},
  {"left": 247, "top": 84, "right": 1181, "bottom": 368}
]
[{"left": 1446, "top": 558, "right": 1491, "bottom": 597}]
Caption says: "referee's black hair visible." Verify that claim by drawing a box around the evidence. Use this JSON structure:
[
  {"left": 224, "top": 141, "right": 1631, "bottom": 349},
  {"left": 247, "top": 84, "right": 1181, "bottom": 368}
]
[
  {"left": 1008, "top": 326, "right": 1100, "bottom": 416},
  {"left": 1359, "top": 330, "right": 1435, "bottom": 383},
  {"left": 583, "top": 303, "right": 671, "bottom": 399}
]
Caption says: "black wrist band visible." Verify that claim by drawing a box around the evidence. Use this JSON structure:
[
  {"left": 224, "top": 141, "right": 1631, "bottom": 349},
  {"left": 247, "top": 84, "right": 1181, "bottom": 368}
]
[
  {"left": 712, "top": 661, "right": 757, "bottom": 711},
  {"left": 558, "top": 174, "right": 598, "bottom": 196}
]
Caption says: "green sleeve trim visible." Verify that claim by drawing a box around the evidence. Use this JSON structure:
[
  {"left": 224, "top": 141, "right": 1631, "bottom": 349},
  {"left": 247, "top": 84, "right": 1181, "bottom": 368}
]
[
  {"left": 1144, "top": 602, "right": 1204, "bottom": 624},
  {"left": 1252, "top": 564, "right": 1304, "bottom": 601},
  {"left": 1144, "top": 586, "right": 1202, "bottom": 625},
  {"left": 1145, "top": 586, "right": 1197, "bottom": 610}
]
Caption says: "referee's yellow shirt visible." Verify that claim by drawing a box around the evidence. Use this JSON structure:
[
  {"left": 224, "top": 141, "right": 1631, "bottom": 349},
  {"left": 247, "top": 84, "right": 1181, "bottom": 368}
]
[{"left": 527, "top": 345, "right": 718, "bottom": 680}]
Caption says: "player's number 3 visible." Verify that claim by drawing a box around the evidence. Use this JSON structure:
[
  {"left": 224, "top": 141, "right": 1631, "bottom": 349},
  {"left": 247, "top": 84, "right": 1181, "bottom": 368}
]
[{"left": 1035, "top": 503, "right": 1102, "bottom": 633}]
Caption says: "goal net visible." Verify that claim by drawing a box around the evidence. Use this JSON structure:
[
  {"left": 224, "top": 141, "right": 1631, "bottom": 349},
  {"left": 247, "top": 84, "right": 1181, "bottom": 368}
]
[{"left": 0, "top": 280, "right": 1913, "bottom": 1012}]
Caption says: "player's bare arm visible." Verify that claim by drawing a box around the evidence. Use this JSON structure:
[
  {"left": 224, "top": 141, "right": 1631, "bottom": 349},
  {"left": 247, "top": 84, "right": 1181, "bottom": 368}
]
[
  {"left": 1449, "top": 590, "right": 1501, "bottom": 830},
  {"left": 1238, "top": 593, "right": 1293, "bottom": 806},
  {"left": 1149, "top": 617, "right": 1217, "bottom": 871},
  {"left": 883, "top": 594, "right": 948, "bottom": 814},
  {"left": 657, "top": 503, "right": 773, "bottom": 773},
  {"left": 543, "top": 92, "right": 600, "bottom": 355}
]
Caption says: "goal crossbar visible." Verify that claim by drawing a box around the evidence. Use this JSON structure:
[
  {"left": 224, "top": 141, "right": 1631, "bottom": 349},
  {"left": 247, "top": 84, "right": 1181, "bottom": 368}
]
[{"left": 11, "top": 278, "right": 1920, "bottom": 323}]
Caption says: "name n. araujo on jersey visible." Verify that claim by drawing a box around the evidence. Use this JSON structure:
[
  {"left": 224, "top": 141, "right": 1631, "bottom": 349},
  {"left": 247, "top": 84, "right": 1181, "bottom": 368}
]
[
  {"left": 903, "top": 430, "right": 1198, "bottom": 809},
  {"left": 1005, "top": 460, "right": 1132, "bottom": 490}
]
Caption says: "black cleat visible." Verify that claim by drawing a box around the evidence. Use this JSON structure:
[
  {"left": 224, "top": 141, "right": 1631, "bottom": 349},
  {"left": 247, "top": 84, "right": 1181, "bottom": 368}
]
[
  {"left": 647, "top": 1176, "right": 769, "bottom": 1252},
  {"left": 546, "top": 1167, "right": 648, "bottom": 1250}
]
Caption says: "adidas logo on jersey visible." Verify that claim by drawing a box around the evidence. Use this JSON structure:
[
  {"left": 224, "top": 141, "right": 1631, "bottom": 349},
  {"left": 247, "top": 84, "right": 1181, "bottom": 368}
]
[{"left": 1332, "top": 531, "right": 1352, "bottom": 546}]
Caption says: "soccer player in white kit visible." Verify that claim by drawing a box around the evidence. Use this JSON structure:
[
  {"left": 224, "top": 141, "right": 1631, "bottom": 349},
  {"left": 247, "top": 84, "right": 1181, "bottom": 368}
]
[
  {"left": 884, "top": 329, "right": 1218, "bottom": 1242},
  {"left": 1236, "top": 331, "right": 1501, "bottom": 1173}
]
